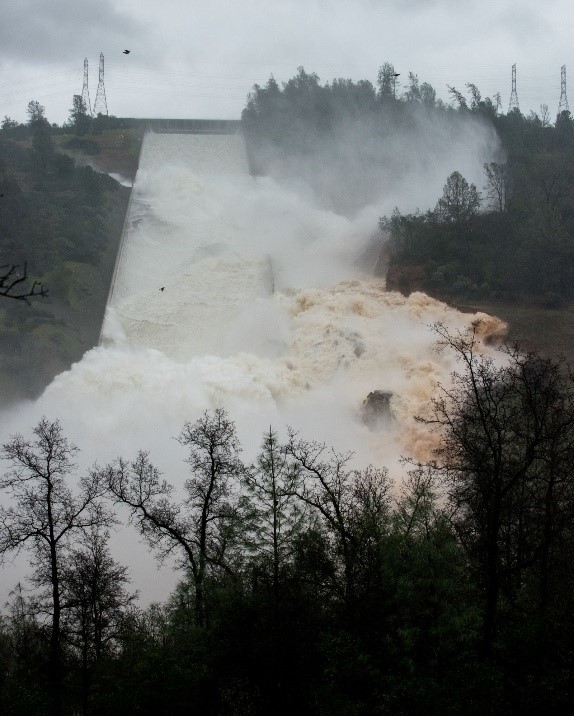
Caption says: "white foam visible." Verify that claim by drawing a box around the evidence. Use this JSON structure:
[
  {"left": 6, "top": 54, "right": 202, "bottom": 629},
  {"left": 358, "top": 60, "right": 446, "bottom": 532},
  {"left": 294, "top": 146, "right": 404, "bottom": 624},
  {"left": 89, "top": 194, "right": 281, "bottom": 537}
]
[{"left": 0, "top": 132, "right": 505, "bottom": 605}]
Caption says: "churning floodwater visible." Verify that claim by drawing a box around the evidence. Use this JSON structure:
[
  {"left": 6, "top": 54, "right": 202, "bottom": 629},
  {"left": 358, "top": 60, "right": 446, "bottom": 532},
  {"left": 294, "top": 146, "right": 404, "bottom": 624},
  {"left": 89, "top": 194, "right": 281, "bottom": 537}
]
[{"left": 0, "top": 131, "right": 505, "bottom": 602}]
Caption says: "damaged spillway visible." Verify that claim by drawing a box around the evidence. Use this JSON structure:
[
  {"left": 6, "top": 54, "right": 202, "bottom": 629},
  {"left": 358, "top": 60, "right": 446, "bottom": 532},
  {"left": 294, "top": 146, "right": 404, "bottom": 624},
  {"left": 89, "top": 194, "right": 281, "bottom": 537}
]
[
  {"left": 0, "top": 130, "right": 507, "bottom": 605},
  {"left": 102, "top": 132, "right": 274, "bottom": 360},
  {"left": 44, "top": 130, "right": 506, "bottom": 471}
]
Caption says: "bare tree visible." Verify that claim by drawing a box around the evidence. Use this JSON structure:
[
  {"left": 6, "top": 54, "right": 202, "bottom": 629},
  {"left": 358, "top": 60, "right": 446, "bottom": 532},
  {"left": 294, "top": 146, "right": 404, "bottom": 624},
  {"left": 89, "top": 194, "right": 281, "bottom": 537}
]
[
  {"left": 530, "top": 151, "right": 573, "bottom": 213},
  {"left": 0, "top": 418, "right": 111, "bottom": 716},
  {"left": 394, "top": 466, "right": 442, "bottom": 540},
  {"left": 104, "top": 408, "right": 243, "bottom": 627},
  {"left": 286, "top": 431, "right": 390, "bottom": 616},
  {"left": 419, "top": 322, "right": 574, "bottom": 656},
  {"left": 483, "top": 162, "right": 514, "bottom": 212}
]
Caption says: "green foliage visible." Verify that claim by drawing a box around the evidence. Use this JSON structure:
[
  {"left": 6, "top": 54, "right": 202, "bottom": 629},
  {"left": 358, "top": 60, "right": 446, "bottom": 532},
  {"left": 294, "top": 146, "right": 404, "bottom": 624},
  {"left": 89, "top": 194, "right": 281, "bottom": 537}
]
[
  {"left": 241, "top": 66, "right": 475, "bottom": 215},
  {"left": 417, "top": 326, "right": 574, "bottom": 709},
  {"left": 1, "top": 116, "right": 18, "bottom": 132},
  {"left": 435, "top": 171, "right": 481, "bottom": 226},
  {"left": 240, "top": 428, "right": 305, "bottom": 593},
  {"left": 384, "top": 138, "right": 574, "bottom": 301},
  {"left": 61, "top": 136, "right": 101, "bottom": 156},
  {"left": 2, "top": 78, "right": 574, "bottom": 713},
  {"left": 377, "top": 61, "right": 399, "bottom": 102},
  {"left": 68, "top": 95, "right": 91, "bottom": 136},
  {"left": 26, "top": 101, "right": 47, "bottom": 128}
]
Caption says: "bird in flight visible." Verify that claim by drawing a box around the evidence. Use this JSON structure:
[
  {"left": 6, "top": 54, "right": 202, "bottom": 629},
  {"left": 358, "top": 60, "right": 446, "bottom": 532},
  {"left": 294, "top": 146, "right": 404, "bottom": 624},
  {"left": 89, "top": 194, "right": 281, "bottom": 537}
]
[
  {"left": 159, "top": 287, "right": 165, "bottom": 292},
  {"left": 123, "top": 50, "right": 131, "bottom": 54}
]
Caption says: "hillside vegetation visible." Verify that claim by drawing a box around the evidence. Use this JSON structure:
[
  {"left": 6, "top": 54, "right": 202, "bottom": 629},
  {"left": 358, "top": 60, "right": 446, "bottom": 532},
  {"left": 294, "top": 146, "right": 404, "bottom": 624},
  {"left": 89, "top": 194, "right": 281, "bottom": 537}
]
[
  {"left": 0, "top": 109, "right": 136, "bottom": 402},
  {"left": 243, "top": 66, "right": 574, "bottom": 358}
]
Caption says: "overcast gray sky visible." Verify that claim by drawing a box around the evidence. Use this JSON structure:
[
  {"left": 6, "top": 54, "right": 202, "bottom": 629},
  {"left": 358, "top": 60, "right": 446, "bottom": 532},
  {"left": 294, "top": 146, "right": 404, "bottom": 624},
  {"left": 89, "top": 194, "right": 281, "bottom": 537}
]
[{"left": 1, "top": 0, "right": 572, "bottom": 125}]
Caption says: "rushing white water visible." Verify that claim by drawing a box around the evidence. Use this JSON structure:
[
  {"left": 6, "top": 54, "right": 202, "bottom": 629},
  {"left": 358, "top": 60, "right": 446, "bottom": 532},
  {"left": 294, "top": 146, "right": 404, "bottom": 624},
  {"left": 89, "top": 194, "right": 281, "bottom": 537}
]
[
  {"left": 0, "top": 131, "right": 506, "bottom": 603},
  {"left": 38, "top": 131, "right": 503, "bottom": 465}
]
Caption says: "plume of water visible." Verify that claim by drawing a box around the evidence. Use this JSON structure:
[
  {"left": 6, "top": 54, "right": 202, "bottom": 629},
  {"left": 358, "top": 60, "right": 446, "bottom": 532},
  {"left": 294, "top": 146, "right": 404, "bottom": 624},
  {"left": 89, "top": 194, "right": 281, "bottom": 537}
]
[{"left": 0, "top": 128, "right": 505, "bottom": 603}]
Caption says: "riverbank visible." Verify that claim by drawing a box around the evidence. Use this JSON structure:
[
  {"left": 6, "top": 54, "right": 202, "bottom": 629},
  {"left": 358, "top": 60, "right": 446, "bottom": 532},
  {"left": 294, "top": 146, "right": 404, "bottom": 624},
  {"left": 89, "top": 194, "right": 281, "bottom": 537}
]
[{"left": 456, "top": 298, "right": 574, "bottom": 362}]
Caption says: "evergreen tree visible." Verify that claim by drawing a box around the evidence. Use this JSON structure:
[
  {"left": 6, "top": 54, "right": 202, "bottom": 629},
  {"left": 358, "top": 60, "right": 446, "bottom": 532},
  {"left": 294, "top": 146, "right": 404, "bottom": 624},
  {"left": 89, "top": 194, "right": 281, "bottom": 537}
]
[{"left": 241, "top": 428, "right": 305, "bottom": 596}]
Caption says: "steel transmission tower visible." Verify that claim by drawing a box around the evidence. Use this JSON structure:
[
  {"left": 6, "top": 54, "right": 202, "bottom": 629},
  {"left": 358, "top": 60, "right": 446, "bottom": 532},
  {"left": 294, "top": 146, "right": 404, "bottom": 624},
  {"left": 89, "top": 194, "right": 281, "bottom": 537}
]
[
  {"left": 93, "top": 52, "right": 108, "bottom": 116},
  {"left": 558, "top": 65, "right": 569, "bottom": 114},
  {"left": 508, "top": 64, "right": 519, "bottom": 112},
  {"left": 81, "top": 58, "right": 92, "bottom": 116}
]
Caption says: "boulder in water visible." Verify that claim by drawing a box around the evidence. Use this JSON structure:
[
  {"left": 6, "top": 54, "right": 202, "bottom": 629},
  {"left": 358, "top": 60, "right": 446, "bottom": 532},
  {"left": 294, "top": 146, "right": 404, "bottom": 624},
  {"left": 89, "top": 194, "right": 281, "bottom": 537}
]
[{"left": 362, "top": 390, "right": 393, "bottom": 428}]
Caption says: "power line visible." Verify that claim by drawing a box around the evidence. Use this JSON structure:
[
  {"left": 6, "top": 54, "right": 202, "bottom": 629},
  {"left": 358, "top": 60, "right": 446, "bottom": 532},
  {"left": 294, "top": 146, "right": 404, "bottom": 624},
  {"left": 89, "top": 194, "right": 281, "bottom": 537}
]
[
  {"left": 81, "top": 58, "right": 92, "bottom": 117},
  {"left": 2, "top": 60, "right": 572, "bottom": 124},
  {"left": 508, "top": 63, "right": 519, "bottom": 112},
  {"left": 558, "top": 65, "right": 569, "bottom": 114},
  {"left": 93, "top": 52, "right": 108, "bottom": 116}
]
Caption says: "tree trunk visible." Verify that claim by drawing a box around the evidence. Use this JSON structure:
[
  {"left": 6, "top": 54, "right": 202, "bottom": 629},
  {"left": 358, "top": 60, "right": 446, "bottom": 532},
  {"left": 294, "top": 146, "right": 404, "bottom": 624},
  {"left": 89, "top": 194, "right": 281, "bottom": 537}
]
[
  {"left": 48, "top": 482, "right": 62, "bottom": 716},
  {"left": 481, "top": 513, "right": 501, "bottom": 657}
]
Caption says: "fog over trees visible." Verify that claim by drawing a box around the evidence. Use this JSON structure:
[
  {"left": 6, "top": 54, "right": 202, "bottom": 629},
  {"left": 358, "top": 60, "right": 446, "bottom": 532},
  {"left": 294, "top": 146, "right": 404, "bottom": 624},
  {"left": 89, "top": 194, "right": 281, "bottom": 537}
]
[{"left": 243, "top": 65, "right": 574, "bottom": 305}]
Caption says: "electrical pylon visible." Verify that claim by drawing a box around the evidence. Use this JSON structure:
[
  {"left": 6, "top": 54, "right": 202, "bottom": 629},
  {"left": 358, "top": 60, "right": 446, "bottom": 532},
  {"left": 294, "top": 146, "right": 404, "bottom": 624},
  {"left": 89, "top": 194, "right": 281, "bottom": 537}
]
[
  {"left": 81, "top": 58, "right": 92, "bottom": 116},
  {"left": 93, "top": 52, "right": 108, "bottom": 116},
  {"left": 508, "top": 64, "right": 519, "bottom": 112},
  {"left": 558, "top": 65, "right": 569, "bottom": 114}
]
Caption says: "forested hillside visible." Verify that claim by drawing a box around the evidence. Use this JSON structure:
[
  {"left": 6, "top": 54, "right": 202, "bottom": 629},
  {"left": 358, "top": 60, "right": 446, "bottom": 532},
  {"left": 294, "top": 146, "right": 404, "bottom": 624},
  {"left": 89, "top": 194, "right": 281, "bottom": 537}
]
[
  {"left": 382, "top": 108, "right": 574, "bottom": 305},
  {"left": 0, "top": 106, "right": 133, "bottom": 402}
]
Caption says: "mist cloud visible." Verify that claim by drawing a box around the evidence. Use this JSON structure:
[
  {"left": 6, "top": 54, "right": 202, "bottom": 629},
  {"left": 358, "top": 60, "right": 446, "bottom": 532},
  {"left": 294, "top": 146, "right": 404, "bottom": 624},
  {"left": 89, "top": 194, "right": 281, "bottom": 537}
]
[{"left": 252, "top": 108, "right": 500, "bottom": 219}]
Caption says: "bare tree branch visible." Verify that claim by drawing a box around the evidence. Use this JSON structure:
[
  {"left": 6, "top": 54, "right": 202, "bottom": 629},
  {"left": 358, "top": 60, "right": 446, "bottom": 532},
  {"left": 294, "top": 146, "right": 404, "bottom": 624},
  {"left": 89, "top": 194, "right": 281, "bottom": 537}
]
[{"left": 0, "top": 263, "right": 47, "bottom": 303}]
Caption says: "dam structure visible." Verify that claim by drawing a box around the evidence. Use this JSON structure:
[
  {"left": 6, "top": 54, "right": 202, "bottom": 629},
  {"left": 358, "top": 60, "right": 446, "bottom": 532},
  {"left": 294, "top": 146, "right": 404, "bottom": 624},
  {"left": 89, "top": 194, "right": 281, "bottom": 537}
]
[
  {"left": 87, "top": 123, "right": 504, "bottom": 471},
  {"left": 102, "top": 128, "right": 274, "bottom": 361}
]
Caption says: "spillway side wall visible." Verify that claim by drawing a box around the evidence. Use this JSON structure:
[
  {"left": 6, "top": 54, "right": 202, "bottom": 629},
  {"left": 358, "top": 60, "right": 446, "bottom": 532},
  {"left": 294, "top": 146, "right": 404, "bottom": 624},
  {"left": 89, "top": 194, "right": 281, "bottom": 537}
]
[
  {"left": 98, "top": 172, "right": 139, "bottom": 343},
  {"left": 98, "top": 124, "right": 245, "bottom": 344},
  {"left": 97, "top": 157, "right": 140, "bottom": 345}
]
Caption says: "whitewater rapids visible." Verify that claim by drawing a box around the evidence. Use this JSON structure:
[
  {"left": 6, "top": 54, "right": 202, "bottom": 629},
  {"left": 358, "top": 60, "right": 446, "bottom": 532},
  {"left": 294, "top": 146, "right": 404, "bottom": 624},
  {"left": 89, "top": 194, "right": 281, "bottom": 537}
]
[
  {"left": 0, "top": 132, "right": 505, "bottom": 602},
  {"left": 42, "top": 132, "right": 504, "bottom": 466}
]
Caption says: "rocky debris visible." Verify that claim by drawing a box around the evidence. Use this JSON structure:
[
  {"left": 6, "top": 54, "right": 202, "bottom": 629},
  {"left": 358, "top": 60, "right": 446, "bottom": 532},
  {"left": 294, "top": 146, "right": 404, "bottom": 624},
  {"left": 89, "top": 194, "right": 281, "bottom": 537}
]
[
  {"left": 385, "top": 265, "right": 426, "bottom": 295},
  {"left": 362, "top": 390, "right": 394, "bottom": 429}
]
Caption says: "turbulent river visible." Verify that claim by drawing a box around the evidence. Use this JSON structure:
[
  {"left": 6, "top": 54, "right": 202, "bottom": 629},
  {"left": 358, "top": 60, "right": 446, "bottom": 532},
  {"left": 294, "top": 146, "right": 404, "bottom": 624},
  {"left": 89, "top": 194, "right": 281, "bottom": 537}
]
[{"left": 0, "top": 131, "right": 505, "bottom": 601}]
